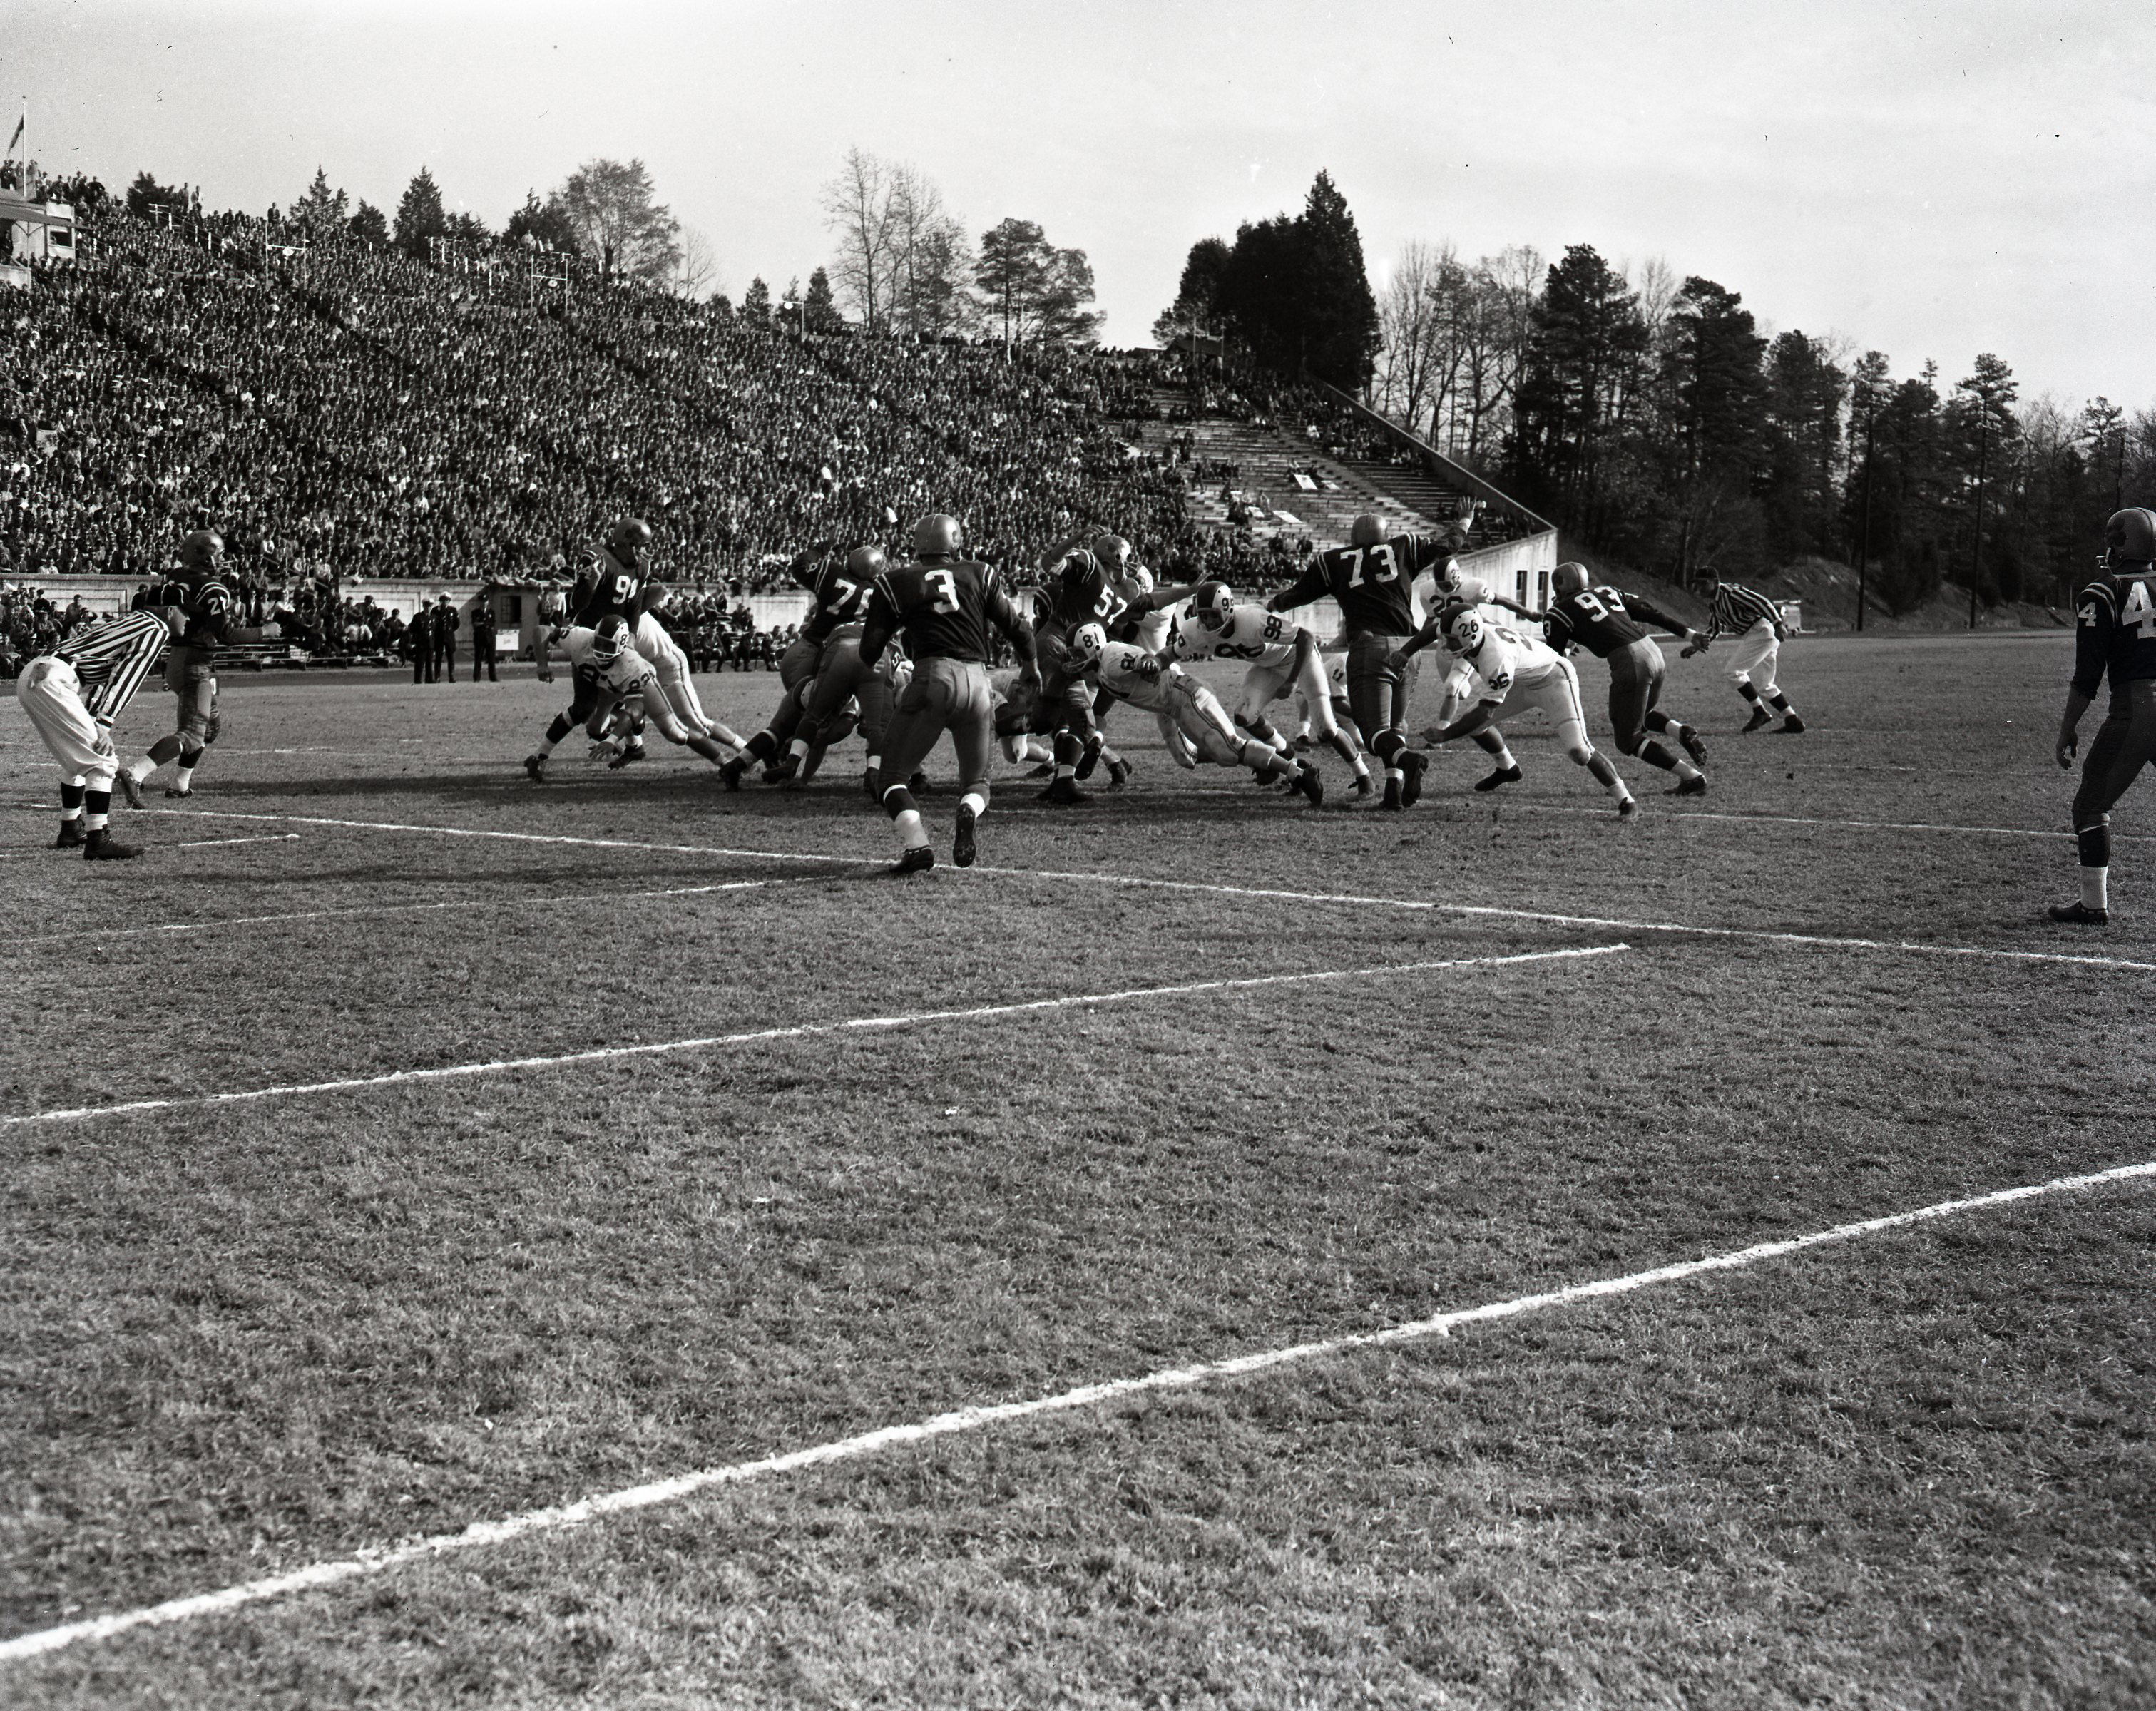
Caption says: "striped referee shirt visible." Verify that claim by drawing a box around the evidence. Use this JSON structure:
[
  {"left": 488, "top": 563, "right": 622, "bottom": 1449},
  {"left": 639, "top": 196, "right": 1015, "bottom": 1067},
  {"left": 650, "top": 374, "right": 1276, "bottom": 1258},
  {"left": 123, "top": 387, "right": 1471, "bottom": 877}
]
[
  {"left": 1703, "top": 583, "right": 1783, "bottom": 641},
  {"left": 55, "top": 610, "right": 170, "bottom": 720}
]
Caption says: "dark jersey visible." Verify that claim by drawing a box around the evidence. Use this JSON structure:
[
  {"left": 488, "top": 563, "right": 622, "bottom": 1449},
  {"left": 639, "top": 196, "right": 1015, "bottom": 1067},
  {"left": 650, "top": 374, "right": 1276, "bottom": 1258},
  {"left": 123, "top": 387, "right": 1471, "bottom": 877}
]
[
  {"left": 1273, "top": 532, "right": 1446, "bottom": 635},
  {"left": 178, "top": 578, "right": 235, "bottom": 651},
  {"left": 867, "top": 558, "right": 1023, "bottom": 664},
  {"left": 796, "top": 559, "right": 876, "bottom": 644},
  {"left": 2071, "top": 569, "right": 2156, "bottom": 698},
  {"left": 1048, "top": 556, "right": 1137, "bottom": 637},
  {"left": 571, "top": 550, "right": 655, "bottom": 628}
]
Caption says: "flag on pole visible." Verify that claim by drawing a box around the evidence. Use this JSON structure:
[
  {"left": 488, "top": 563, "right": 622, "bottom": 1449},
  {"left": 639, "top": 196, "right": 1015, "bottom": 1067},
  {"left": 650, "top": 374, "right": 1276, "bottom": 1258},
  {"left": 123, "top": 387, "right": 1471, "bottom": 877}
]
[{"left": 6, "top": 116, "right": 21, "bottom": 153}]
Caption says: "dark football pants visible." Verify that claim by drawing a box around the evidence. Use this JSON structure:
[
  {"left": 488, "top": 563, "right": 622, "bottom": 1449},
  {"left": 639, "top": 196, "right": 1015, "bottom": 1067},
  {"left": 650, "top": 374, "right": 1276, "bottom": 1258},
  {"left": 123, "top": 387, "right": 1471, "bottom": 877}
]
[
  {"left": 797, "top": 638, "right": 892, "bottom": 751},
  {"left": 1346, "top": 631, "right": 1411, "bottom": 744},
  {"left": 1606, "top": 639, "right": 1667, "bottom": 755},
  {"left": 2074, "top": 681, "right": 2156, "bottom": 837},
  {"left": 879, "top": 658, "right": 993, "bottom": 795}
]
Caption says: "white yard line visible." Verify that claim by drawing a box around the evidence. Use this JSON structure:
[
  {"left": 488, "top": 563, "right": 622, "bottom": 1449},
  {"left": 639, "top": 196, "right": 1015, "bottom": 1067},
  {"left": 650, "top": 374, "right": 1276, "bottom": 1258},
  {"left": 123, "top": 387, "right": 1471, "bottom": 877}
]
[
  {"left": 169, "top": 834, "right": 304, "bottom": 851},
  {"left": 0, "top": 945, "right": 1625, "bottom": 1128},
  {"left": 121, "top": 807, "right": 2156, "bottom": 975},
  {"left": 0, "top": 877, "right": 818, "bottom": 949},
  {"left": 5, "top": 1150, "right": 2148, "bottom": 1666}
]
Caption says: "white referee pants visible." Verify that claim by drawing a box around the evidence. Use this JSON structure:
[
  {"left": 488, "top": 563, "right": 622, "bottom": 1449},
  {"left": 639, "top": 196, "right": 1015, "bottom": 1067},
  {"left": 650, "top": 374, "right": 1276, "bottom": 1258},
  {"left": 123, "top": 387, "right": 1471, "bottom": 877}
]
[
  {"left": 18, "top": 658, "right": 116, "bottom": 789},
  {"left": 1725, "top": 620, "right": 1780, "bottom": 693}
]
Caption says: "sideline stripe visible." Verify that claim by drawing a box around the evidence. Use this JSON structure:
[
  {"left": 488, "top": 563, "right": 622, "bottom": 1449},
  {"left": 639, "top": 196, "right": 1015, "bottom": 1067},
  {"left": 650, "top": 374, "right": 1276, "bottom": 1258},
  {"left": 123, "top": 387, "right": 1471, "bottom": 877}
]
[
  {"left": 0, "top": 877, "right": 819, "bottom": 949},
  {"left": 5, "top": 1151, "right": 2149, "bottom": 1665},
  {"left": 1495, "top": 801, "right": 2139, "bottom": 843},
  {"left": 0, "top": 944, "right": 1625, "bottom": 1128},
  {"left": 170, "top": 834, "right": 304, "bottom": 851},
  {"left": 126, "top": 807, "right": 2156, "bottom": 975}
]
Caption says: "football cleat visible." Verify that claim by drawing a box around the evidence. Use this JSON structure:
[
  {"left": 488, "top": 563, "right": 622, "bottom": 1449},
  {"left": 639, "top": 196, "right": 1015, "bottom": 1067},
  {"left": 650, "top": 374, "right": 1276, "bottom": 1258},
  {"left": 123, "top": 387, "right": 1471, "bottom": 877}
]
[
  {"left": 954, "top": 802, "right": 979, "bottom": 867},
  {"left": 1617, "top": 797, "right": 1639, "bottom": 819},
  {"left": 1023, "top": 762, "right": 1054, "bottom": 780},
  {"left": 908, "top": 771, "right": 930, "bottom": 795},
  {"left": 116, "top": 771, "right": 145, "bottom": 811},
  {"left": 523, "top": 753, "right": 548, "bottom": 782},
  {"left": 720, "top": 757, "right": 747, "bottom": 792},
  {"left": 608, "top": 743, "right": 646, "bottom": 770},
  {"left": 164, "top": 785, "right": 193, "bottom": 799},
  {"left": 83, "top": 830, "right": 144, "bottom": 861},
  {"left": 1106, "top": 759, "right": 1131, "bottom": 788},
  {"left": 893, "top": 844, "right": 936, "bottom": 876},
  {"left": 1380, "top": 776, "right": 1403, "bottom": 811},
  {"left": 1473, "top": 765, "right": 1523, "bottom": 793},
  {"left": 1295, "top": 765, "right": 1324, "bottom": 807},
  {"left": 1778, "top": 715, "right": 1807, "bottom": 735},
  {"left": 1670, "top": 774, "right": 1708, "bottom": 797},
  {"left": 2048, "top": 902, "right": 2109, "bottom": 926},
  {"left": 1352, "top": 773, "right": 1376, "bottom": 800},
  {"left": 1041, "top": 775, "right": 1093, "bottom": 805},
  {"left": 768, "top": 752, "right": 801, "bottom": 783},
  {"left": 1399, "top": 748, "right": 1428, "bottom": 807},
  {"left": 1073, "top": 737, "right": 1105, "bottom": 781},
  {"left": 54, "top": 821, "right": 86, "bottom": 849},
  {"left": 1742, "top": 707, "right": 1772, "bottom": 732},
  {"left": 1678, "top": 726, "right": 1708, "bottom": 765}
]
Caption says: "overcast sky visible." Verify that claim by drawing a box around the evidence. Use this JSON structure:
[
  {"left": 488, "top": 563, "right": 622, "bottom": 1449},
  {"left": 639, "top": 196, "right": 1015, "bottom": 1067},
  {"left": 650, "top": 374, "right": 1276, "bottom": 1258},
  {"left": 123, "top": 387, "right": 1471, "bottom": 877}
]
[{"left": 7, "top": 1, "right": 2151, "bottom": 409}]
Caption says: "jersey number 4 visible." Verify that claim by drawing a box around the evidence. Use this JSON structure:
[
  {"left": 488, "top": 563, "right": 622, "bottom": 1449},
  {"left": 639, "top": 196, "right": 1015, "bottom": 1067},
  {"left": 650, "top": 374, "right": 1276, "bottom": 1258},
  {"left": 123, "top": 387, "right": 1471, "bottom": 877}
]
[{"left": 2119, "top": 581, "right": 2156, "bottom": 637}]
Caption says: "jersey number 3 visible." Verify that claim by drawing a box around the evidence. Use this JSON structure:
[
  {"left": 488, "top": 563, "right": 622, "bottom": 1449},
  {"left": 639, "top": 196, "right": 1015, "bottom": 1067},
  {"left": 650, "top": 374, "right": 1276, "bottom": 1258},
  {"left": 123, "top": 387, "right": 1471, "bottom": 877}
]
[{"left": 925, "top": 569, "right": 960, "bottom": 614}]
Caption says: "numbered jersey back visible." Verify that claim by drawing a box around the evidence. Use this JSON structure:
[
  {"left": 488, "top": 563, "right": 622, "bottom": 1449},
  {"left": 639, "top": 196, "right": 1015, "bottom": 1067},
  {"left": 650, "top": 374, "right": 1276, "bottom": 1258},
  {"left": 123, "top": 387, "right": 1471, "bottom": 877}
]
[
  {"left": 803, "top": 562, "right": 873, "bottom": 643},
  {"left": 2080, "top": 570, "right": 2156, "bottom": 688},
  {"left": 572, "top": 552, "right": 651, "bottom": 627},
  {"left": 1314, "top": 533, "right": 1434, "bottom": 635},
  {"left": 1544, "top": 584, "right": 1647, "bottom": 658},
  {"left": 877, "top": 558, "right": 1001, "bottom": 663}
]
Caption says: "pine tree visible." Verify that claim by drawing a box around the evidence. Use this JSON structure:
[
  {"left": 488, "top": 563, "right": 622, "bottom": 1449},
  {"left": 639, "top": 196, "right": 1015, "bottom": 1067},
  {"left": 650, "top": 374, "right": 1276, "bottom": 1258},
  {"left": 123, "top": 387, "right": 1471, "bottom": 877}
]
[
  {"left": 803, "top": 267, "right": 843, "bottom": 332},
  {"left": 742, "top": 276, "right": 771, "bottom": 324},
  {"left": 394, "top": 167, "right": 447, "bottom": 258}
]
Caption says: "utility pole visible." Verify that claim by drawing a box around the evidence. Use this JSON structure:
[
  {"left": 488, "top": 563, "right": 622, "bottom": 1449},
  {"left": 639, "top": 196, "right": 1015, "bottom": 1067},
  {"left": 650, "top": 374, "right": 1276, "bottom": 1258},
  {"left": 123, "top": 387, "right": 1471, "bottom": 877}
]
[
  {"left": 1854, "top": 393, "right": 1876, "bottom": 633},
  {"left": 1968, "top": 404, "right": 1989, "bottom": 630}
]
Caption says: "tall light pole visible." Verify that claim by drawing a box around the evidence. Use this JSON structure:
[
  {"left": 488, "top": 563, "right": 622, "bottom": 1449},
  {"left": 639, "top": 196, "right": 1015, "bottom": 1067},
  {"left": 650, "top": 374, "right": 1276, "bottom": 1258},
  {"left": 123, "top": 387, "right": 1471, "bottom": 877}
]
[
  {"left": 1854, "top": 392, "right": 1876, "bottom": 633},
  {"left": 1968, "top": 403, "right": 1990, "bottom": 630}
]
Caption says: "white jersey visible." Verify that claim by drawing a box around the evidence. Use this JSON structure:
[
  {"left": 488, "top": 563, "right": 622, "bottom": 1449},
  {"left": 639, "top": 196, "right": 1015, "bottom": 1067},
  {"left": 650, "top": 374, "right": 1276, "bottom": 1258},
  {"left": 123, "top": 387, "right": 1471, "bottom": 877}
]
[
  {"left": 1171, "top": 602, "right": 1296, "bottom": 668},
  {"left": 1456, "top": 623, "right": 1569, "bottom": 708},
  {"left": 1132, "top": 591, "right": 1181, "bottom": 653},
  {"left": 1090, "top": 640, "right": 1185, "bottom": 713},
  {"left": 598, "top": 648, "right": 659, "bottom": 698}
]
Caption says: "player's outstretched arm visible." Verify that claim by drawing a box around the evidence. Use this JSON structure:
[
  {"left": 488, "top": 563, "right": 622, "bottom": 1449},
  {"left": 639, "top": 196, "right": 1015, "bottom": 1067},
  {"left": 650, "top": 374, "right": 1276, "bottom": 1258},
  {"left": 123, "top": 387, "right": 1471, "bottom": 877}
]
[
  {"left": 1267, "top": 564, "right": 1329, "bottom": 613},
  {"left": 1425, "top": 701, "right": 1498, "bottom": 748},
  {"left": 1621, "top": 592, "right": 1697, "bottom": 645},
  {"left": 1391, "top": 618, "right": 1441, "bottom": 669}
]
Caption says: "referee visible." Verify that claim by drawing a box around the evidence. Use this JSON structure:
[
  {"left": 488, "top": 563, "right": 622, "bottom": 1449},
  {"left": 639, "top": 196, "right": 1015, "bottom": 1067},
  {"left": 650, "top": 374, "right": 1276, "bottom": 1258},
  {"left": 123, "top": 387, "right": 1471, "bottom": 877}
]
[
  {"left": 17, "top": 606, "right": 175, "bottom": 860},
  {"left": 1685, "top": 576, "right": 1805, "bottom": 733}
]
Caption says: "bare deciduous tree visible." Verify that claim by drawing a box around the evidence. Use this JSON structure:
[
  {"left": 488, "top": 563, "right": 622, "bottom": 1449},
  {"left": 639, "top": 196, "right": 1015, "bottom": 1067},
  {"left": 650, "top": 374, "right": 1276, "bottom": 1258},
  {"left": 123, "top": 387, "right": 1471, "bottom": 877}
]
[
  {"left": 821, "top": 147, "right": 901, "bottom": 332},
  {"left": 673, "top": 227, "right": 721, "bottom": 300}
]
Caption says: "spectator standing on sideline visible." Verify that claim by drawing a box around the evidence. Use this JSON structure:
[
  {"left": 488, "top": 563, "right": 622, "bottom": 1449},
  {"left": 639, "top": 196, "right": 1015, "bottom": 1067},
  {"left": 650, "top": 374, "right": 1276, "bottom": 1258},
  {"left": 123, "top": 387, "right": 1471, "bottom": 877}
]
[
  {"left": 408, "top": 608, "right": 432, "bottom": 683},
  {"left": 434, "top": 597, "right": 459, "bottom": 683},
  {"left": 471, "top": 599, "right": 498, "bottom": 682}
]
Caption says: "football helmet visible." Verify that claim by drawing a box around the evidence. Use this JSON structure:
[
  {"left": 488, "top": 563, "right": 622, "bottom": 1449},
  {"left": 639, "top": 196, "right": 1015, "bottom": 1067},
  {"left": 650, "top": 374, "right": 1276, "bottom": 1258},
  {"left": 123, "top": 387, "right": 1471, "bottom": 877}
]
[
  {"left": 1192, "top": 580, "right": 1235, "bottom": 631},
  {"left": 177, "top": 529, "right": 224, "bottom": 575},
  {"left": 1069, "top": 622, "right": 1108, "bottom": 668},
  {"left": 1091, "top": 533, "right": 1133, "bottom": 573},
  {"left": 590, "top": 613, "right": 632, "bottom": 665},
  {"left": 1553, "top": 561, "right": 1590, "bottom": 597},
  {"left": 1441, "top": 608, "right": 1484, "bottom": 657},
  {"left": 1126, "top": 563, "right": 1156, "bottom": 596},
  {"left": 2103, "top": 508, "right": 2156, "bottom": 568},
  {"left": 913, "top": 513, "right": 964, "bottom": 557},
  {"left": 608, "top": 518, "right": 653, "bottom": 563},
  {"left": 844, "top": 544, "right": 889, "bottom": 578},
  {"left": 1349, "top": 514, "right": 1384, "bottom": 548}
]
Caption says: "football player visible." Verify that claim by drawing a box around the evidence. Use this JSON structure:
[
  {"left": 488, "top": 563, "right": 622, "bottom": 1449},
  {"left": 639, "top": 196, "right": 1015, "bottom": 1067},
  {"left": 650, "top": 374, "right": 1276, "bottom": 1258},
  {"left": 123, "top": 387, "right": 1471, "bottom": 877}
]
[
  {"left": 1685, "top": 575, "right": 1804, "bottom": 733},
  {"left": 1397, "top": 571, "right": 1536, "bottom": 792},
  {"left": 17, "top": 605, "right": 177, "bottom": 859},
  {"left": 1066, "top": 622, "right": 1322, "bottom": 804},
  {"left": 1543, "top": 562, "right": 1707, "bottom": 795},
  {"left": 122, "top": 530, "right": 230, "bottom": 800},
  {"left": 857, "top": 513, "right": 1040, "bottom": 873},
  {"left": 573, "top": 616, "right": 733, "bottom": 770},
  {"left": 1267, "top": 507, "right": 1471, "bottom": 809},
  {"left": 1419, "top": 606, "right": 1638, "bottom": 817},
  {"left": 726, "top": 544, "right": 886, "bottom": 786},
  {"left": 1170, "top": 583, "right": 1372, "bottom": 797},
  {"left": 2053, "top": 507, "right": 2156, "bottom": 924}
]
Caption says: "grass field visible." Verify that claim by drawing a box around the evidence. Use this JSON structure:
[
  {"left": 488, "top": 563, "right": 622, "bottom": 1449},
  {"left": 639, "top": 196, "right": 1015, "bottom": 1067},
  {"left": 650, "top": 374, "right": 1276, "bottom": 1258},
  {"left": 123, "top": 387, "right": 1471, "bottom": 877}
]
[{"left": 3, "top": 632, "right": 2152, "bottom": 1708}]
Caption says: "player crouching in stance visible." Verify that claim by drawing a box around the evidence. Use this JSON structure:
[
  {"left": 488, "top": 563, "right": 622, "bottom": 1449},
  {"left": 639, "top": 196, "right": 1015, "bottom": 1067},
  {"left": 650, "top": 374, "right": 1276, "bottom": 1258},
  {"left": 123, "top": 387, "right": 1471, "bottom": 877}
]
[
  {"left": 1067, "top": 622, "right": 1323, "bottom": 805},
  {"left": 859, "top": 514, "right": 1040, "bottom": 874},
  {"left": 526, "top": 617, "right": 733, "bottom": 778},
  {"left": 1170, "top": 583, "right": 1373, "bottom": 798},
  {"left": 1543, "top": 562, "right": 1708, "bottom": 795},
  {"left": 1418, "top": 606, "right": 1638, "bottom": 817},
  {"left": 18, "top": 605, "right": 176, "bottom": 860},
  {"left": 2053, "top": 507, "right": 2156, "bottom": 925}
]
